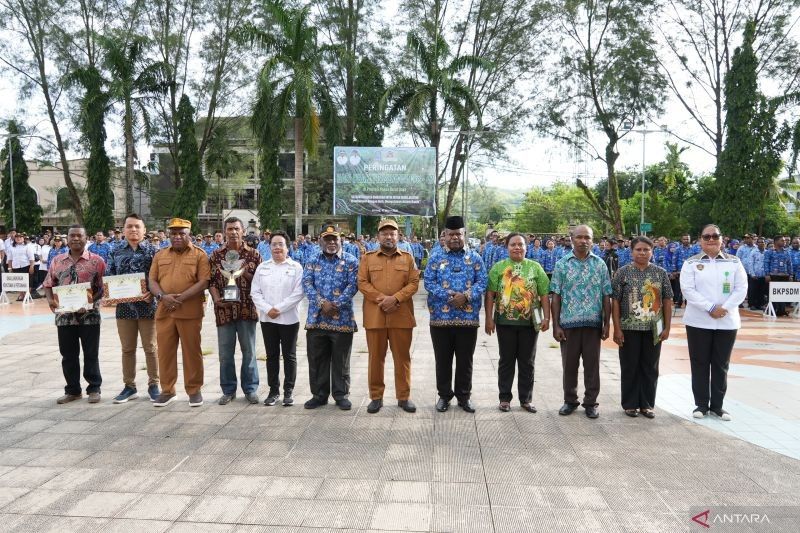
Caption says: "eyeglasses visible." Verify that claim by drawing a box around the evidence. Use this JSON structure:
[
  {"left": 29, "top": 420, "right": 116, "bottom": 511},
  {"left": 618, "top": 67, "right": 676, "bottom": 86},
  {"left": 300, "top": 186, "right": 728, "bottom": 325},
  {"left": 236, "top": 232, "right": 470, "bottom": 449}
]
[{"left": 701, "top": 233, "right": 721, "bottom": 241}]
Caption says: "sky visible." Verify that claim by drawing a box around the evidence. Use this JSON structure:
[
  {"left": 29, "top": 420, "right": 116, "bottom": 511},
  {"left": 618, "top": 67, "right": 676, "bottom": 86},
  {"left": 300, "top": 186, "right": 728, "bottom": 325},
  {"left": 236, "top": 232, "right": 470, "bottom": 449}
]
[{"left": 0, "top": 1, "right": 790, "bottom": 196}]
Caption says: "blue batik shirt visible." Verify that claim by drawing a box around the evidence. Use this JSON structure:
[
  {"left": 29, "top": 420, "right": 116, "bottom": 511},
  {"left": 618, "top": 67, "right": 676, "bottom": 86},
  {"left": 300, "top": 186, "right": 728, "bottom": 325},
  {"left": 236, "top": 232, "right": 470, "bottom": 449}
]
[
  {"left": 482, "top": 242, "right": 495, "bottom": 266},
  {"left": 106, "top": 241, "right": 158, "bottom": 319},
  {"left": 343, "top": 241, "right": 361, "bottom": 260},
  {"left": 745, "top": 249, "right": 765, "bottom": 277},
  {"left": 617, "top": 247, "right": 632, "bottom": 267},
  {"left": 550, "top": 252, "right": 612, "bottom": 329},
  {"left": 490, "top": 246, "right": 509, "bottom": 268},
  {"left": 411, "top": 242, "right": 424, "bottom": 261},
  {"left": 763, "top": 249, "right": 793, "bottom": 276},
  {"left": 397, "top": 241, "right": 413, "bottom": 253},
  {"left": 47, "top": 245, "right": 68, "bottom": 266},
  {"left": 257, "top": 240, "right": 272, "bottom": 261},
  {"left": 539, "top": 249, "right": 558, "bottom": 273},
  {"left": 672, "top": 245, "right": 695, "bottom": 272},
  {"left": 302, "top": 250, "right": 359, "bottom": 332},
  {"left": 424, "top": 248, "right": 487, "bottom": 327},
  {"left": 201, "top": 242, "right": 219, "bottom": 256},
  {"left": 653, "top": 246, "right": 667, "bottom": 269},
  {"left": 526, "top": 246, "right": 542, "bottom": 262},
  {"left": 788, "top": 247, "right": 800, "bottom": 278},
  {"left": 88, "top": 241, "right": 112, "bottom": 263}
]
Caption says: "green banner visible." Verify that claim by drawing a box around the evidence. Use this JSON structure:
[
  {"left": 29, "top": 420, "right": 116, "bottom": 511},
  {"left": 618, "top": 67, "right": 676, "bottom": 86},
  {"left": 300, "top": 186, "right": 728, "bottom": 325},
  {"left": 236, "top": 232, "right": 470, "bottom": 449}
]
[{"left": 333, "top": 147, "right": 436, "bottom": 216}]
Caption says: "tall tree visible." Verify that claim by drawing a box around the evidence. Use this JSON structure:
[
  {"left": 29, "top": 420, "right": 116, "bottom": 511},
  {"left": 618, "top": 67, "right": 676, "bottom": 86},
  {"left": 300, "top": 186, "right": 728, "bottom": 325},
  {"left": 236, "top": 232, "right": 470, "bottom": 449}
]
[
  {"left": 171, "top": 95, "right": 205, "bottom": 230},
  {"left": 353, "top": 56, "right": 385, "bottom": 146},
  {"left": 251, "top": 67, "right": 284, "bottom": 232},
  {"left": 238, "top": 0, "right": 330, "bottom": 234},
  {"left": 312, "top": 0, "right": 384, "bottom": 145},
  {"left": 1, "top": 120, "right": 42, "bottom": 234},
  {"left": 381, "top": 1, "right": 490, "bottom": 228},
  {"left": 537, "top": 0, "right": 666, "bottom": 235},
  {"left": 0, "top": 0, "right": 85, "bottom": 223},
  {"left": 713, "top": 21, "right": 789, "bottom": 236},
  {"left": 658, "top": 0, "right": 800, "bottom": 165},
  {"left": 204, "top": 123, "right": 243, "bottom": 221},
  {"left": 67, "top": 66, "right": 115, "bottom": 234},
  {"left": 146, "top": 0, "right": 200, "bottom": 188},
  {"left": 100, "top": 31, "right": 168, "bottom": 214}
]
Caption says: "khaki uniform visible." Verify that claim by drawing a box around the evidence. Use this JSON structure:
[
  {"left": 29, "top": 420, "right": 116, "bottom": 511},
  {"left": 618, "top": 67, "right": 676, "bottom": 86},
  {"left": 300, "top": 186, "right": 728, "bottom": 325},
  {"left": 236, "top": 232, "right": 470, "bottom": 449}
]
[
  {"left": 357, "top": 248, "right": 419, "bottom": 400},
  {"left": 149, "top": 243, "right": 211, "bottom": 395}
]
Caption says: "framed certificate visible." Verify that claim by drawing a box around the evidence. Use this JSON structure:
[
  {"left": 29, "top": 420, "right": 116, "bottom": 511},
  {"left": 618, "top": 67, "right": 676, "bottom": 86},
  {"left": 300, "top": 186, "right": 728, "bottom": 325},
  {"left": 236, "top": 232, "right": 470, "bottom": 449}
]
[
  {"left": 652, "top": 313, "right": 665, "bottom": 345},
  {"left": 103, "top": 273, "right": 147, "bottom": 305},
  {"left": 53, "top": 283, "right": 93, "bottom": 313}
]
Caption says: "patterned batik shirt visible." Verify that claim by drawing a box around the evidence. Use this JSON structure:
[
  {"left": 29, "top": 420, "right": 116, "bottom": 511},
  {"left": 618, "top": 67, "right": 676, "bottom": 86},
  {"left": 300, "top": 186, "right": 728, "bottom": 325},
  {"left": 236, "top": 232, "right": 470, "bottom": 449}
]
[
  {"left": 763, "top": 248, "right": 793, "bottom": 276},
  {"left": 550, "top": 252, "right": 612, "bottom": 329},
  {"left": 789, "top": 247, "right": 800, "bottom": 278},
  {"left": 201, "top": 241, "right": 219, "bottom": 256},
  {"left": 611, "top": 263, "right": 673, "bottom": 331},
  {"left": 539, "top": 249, "right": 558, "bottom": 273},
  {"left": 107, "top": 241, "right": 158, "bottom": 319},
  {"left": 672, "top": 245, "right": 695, "bottom": 273},
  {"left": 209, "top": 244, "right": 261, "bottom": 327},
  {"left": 424, "top": 248, "right": 487, "bottom": 327},
  {"left": 43, "top": 250, "right": 106, "bottom": 326},
  {"left": 87, "top": 241, "right": 111, "bottom": 263},
  {"left": 526, "top": 246, "right": 542, "bottom": 262},
  {"left": 487, "top": 258, "right": 549, "bottom": 327},
  {"left": 47, "top": 246, "right": 68, "bottom": 267},
  {"left": 653, "top": 246, "right": 667, "bottom": 270},
  {"left": 302, "top": 250, "right": 359, "bottom": 332},
  {"left": 617, "top": 247, "right": 632, "bottom": 267}
]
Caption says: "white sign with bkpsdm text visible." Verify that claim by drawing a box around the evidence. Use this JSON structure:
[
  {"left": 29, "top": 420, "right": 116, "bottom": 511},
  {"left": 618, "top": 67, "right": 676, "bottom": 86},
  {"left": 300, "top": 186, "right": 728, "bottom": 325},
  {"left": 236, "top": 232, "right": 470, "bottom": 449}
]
[{"left": 768, "top": 282, "right": 800, "bottom": 303}]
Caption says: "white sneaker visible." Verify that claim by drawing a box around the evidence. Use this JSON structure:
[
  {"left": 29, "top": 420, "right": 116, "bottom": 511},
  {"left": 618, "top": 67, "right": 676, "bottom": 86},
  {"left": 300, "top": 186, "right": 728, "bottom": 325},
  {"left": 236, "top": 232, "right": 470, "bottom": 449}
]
[
  {"left": 692, "top": 408, "right": 706, "bottom": 419},
  {"left": 711, "top": 409, "right": 732, "bottom": 421}
]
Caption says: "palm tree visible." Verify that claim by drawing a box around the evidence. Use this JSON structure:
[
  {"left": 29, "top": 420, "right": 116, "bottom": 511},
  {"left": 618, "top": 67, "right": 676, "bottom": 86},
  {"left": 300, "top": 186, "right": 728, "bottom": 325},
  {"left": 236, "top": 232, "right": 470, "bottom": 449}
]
[
  {"left": 205, "top": 123, "right": 243, "bottom": 222},
  {"left": 380, "top": 29, "right": 489, "bottom": 227},
  {"left": 238, "top": 0, "right": 329, "bottom": 235},
  {"left": 99, "top": 32, "right": 168, "bottom": 214}
]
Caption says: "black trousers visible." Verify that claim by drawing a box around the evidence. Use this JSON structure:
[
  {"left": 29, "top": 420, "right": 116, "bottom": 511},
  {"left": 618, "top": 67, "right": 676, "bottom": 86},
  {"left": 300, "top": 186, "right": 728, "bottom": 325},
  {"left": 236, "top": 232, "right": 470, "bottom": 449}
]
[
  {"left": 685, "top": 325, "right": 737, "bottom": 411},
  {"left": 560, "top": 327, "right": 601, "bottom": 407},
  {"left": 306, "top": 329, "right": 353, "bottom": 401},
  {"left": 749, "top": 277, "right": 767, "bottom": 309},
  {"left": 57, "top": 324, "right": 102, "bottom": 395},
  {"left": 769, "top": 274, "right": 791, "bottom": 314},
  {"left": 496, "top": 325, "right": 538, "bottom": 403},
  {"left": 261, "top": 322, "right": 299, "bottom": 394},
  {"left": 618, "top": 330, "right": 662, "bottom": 410},
  {"left": 670, "top": 276, "right": 682, "bottom": 306},
  {"left": 430, "top": 326, "right": 477, "bottom": 402}
]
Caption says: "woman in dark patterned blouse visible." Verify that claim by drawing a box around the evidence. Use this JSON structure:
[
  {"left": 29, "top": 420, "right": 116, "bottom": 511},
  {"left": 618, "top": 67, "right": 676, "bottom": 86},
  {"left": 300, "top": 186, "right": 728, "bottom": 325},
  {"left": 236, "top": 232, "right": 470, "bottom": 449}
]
[{"left": 611, "top": 236, "right": 673, "bottom": 418}]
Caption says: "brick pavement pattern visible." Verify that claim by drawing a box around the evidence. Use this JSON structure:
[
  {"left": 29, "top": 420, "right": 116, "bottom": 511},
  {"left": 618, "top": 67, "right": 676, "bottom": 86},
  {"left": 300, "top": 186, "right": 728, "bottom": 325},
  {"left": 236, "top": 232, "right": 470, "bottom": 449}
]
[{"left": 1, "top": 293, "right": 800, "bottom": 532}]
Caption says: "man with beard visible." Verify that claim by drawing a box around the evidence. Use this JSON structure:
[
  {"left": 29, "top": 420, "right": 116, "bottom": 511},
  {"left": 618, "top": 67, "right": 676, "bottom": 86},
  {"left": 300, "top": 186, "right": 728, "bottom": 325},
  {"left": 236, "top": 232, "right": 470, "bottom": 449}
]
[{"left": 358, "top": 219, "right": 420, "bottom": 413}]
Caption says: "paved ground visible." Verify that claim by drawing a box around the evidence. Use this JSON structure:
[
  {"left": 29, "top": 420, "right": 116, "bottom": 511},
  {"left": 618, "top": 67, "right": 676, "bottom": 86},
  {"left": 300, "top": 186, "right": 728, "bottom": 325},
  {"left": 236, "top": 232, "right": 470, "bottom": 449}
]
[{"left": 1, "top": 292, "right": 800, "bottom": 532}]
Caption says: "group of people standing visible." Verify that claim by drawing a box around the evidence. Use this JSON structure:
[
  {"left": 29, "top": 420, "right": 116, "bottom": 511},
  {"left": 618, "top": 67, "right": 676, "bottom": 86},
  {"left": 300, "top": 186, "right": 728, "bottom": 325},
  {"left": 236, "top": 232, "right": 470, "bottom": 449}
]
[{"left": 36, "top": 213, "right": 749, "bottom": 424}]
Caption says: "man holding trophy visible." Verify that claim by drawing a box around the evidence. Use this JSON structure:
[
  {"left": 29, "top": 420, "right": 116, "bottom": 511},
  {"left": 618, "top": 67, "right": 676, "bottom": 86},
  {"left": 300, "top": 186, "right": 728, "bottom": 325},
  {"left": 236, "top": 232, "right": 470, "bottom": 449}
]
[{"left": 209, "top": 217, "right": 262, "bottom": 405}]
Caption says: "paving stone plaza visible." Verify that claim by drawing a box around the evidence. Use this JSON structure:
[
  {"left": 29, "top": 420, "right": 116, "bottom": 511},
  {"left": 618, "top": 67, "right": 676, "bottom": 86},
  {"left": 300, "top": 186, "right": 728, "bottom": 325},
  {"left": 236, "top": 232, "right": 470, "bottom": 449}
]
[{"left": 1, "top": 293, "right": 800, "bottom": 532}]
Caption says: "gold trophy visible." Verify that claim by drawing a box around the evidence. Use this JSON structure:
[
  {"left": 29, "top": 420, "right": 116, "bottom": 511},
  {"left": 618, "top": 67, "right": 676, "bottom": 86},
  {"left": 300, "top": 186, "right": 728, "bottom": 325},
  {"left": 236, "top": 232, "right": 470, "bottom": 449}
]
[{"left": 220, "top": 250, "right": 245, "bottom": 302}]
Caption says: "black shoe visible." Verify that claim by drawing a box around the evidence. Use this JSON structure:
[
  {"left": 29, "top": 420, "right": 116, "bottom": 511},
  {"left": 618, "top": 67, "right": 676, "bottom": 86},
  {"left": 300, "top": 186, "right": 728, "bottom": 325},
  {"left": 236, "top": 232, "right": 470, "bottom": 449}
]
[
  {"left": 398, "top": 399, "right": 416, "bottom": 413},
  {"left": 304, "top": 397, "right": 328, "bottom": 409},
  {"left": 435, "top": 398, "right": 449, "bottom": 412},
  {"left": 585, "top": 405, "right": 599, "bottom": 419},
  {"left": 458, "top": 399, "right": 475, "bottom": 413},
  {"left": 335, "top": 398, "right": 352, "bottom": 410},
  {"left": 367, "top": 399, "right": 383, "bottom": 413},
  {"left": 558, "top": 403, "right": 578, "bottom": 416}
]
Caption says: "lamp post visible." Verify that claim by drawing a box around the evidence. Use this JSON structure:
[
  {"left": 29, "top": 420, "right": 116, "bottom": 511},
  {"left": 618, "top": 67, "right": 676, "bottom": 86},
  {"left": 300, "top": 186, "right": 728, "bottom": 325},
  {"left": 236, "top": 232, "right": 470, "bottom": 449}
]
[{"left": 621, "top": 123, "right": 666, "bottom": 234}]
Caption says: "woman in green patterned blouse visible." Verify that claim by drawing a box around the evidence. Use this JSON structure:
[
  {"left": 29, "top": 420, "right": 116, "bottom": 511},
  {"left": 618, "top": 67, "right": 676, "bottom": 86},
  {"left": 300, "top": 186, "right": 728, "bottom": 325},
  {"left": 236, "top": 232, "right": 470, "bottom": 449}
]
[{"left": 611, "top": 236, "right": 673, "bottom": 418}]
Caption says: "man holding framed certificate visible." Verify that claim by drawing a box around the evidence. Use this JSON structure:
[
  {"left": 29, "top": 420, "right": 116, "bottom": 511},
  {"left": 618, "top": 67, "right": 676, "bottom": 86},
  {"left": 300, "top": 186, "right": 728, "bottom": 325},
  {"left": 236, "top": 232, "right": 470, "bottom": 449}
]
[
  {"left": 106, "top": 213, "right": 161, "bottom": 404},
  {"left": 43, "top": 225, "right": 106, "bottom": 404}
]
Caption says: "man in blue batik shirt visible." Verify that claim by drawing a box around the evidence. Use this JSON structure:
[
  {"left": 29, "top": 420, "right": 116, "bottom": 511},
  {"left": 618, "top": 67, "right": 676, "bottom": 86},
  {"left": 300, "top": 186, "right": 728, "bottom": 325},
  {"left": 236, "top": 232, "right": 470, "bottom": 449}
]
[
  {"left": 257, "top": 229, "right": 272, "bottom": 261},
  {"left": 107, "top": 213, "right": 160, "bottom": 403},
  {"left": 788, "top": 237, "right": 800, "bottom": 281},
  {"left": 302, "top": 224, "right": 359, "bottom": 410},
  {"left": 424, "top": 216, "right": 487, "bottom": 413},
  {"left": 201, "top": 234, "right": 219, "bottom": 256},
  {"left": 411, "top": 236, "right": 424, "bottom": 269},
  {"left": 763, "top": 235, "right": 793, "bottom": 316},
  {"left": 540, "top": 239, "right": 558, "bottom": 276},
  {"left": 671, "top": 234, "right": 695, "bottom": 307},
  {"left": 88, "top": 231, "right": 112, "bottom": 263},
  {"left": 745, "top": 237, "right": 767, "bottom": 310}
]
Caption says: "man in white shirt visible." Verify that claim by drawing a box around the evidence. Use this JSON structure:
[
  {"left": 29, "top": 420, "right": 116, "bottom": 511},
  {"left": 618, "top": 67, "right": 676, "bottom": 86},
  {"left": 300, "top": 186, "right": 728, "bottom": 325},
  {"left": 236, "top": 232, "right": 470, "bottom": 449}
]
[{"left": 250, "top": 230, "right": 304, "bottom": 407}]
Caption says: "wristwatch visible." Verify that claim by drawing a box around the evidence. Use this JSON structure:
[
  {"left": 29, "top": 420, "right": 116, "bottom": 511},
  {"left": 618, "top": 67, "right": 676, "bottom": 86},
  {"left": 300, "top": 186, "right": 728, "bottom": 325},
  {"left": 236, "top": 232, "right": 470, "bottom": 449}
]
[{"left": 155, "top": 292, "right": 163, "bottom": 303}]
